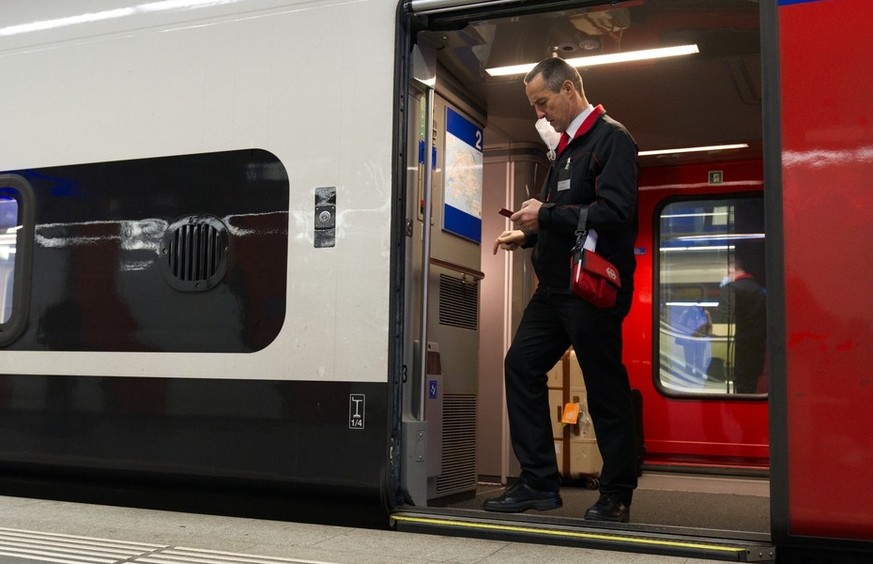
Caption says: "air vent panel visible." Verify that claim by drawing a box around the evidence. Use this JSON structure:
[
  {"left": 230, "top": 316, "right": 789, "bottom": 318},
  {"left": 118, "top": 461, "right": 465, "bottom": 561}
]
[
  {"left": 438, "top": 274, "right": 479, "bottom": 330},
  {"left": 161, "top": 215, "right": 228, "bottom": 292}
]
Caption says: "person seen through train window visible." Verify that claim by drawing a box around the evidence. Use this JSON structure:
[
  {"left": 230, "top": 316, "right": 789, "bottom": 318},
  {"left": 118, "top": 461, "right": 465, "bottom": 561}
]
[
  {"left": 717, "top": 259, "right": 767, "bottom": 393},
  {"left": 487, "top": 57, "right": 639, "bottom": 523},
  {"left": 676, "top": 303, "right": 712, "bottom": 385}
]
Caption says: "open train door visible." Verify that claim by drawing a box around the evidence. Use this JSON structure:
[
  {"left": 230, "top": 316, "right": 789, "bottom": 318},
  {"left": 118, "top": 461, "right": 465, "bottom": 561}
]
[
  {"left": 397, "top": 0, "right": 541, "bottom": 508},
  {"left": 393, "top": 0, "right": 778, "bottom": 559},
  {"left": 768, "top": 0, "right": 873, "bottom": 560},
  {"left": 398, "top": 28, "right": 487, "bottom": 506}
]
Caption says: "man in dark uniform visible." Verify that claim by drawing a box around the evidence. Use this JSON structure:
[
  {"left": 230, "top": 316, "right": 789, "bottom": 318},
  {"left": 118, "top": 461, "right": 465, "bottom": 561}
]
[
  {"left": 485, "top": 57, "right": 639, "bottom": 522},
  {"left": 718, "top": 259, "right": 767, "bottom": 393}
]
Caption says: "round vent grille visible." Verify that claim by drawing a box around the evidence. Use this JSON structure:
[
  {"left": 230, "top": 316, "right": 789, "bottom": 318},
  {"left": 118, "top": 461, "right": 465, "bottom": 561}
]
[{"left": 160, "top": 215, "right": 229, "bottom": 292}]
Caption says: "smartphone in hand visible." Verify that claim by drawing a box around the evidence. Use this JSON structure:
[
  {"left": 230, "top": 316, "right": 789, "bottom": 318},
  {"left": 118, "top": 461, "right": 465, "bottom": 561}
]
[{"left": 498, "top": 208, "right": 514, "bottom": 218}]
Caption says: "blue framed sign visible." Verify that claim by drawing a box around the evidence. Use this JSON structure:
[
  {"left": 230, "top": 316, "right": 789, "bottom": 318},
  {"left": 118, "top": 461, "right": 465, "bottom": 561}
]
[{"left": 443, "top": 106, "right": 483, "bottom": 243}]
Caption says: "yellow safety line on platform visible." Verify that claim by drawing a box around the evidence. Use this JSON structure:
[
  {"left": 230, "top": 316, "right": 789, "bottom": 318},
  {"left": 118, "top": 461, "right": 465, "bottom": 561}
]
[{"left": 391, "top": 515, "right": 744, "bottom": 554}]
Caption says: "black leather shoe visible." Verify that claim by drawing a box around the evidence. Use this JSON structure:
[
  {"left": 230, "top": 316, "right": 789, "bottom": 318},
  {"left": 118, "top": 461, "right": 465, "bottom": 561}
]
[
  {"left": 482, "top": 481, "right": 562, "bottom": 513},
  {"left": 584, "top": 494, "right": 630, "bottom": 523}
]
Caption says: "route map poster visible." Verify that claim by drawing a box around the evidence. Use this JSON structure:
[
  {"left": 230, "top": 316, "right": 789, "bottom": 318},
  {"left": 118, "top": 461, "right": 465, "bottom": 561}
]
[{"left": 443, "top": 107, "right": 483, "bottom": 243}]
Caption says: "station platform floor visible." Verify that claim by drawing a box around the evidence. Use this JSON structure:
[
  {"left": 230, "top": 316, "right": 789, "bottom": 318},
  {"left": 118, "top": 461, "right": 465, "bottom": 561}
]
[{"left": 0, "top": 493, "right": 727, "bottom": 564}]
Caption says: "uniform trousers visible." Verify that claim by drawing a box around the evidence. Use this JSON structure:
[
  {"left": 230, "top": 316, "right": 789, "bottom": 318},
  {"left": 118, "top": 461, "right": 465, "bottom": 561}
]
[{"left": 504, "top": 286, "right": 638, "bottom": 504}]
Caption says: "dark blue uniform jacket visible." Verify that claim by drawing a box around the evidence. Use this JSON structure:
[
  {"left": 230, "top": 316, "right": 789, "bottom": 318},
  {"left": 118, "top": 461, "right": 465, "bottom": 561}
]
[{"left": 527, "top": 106, "right": 639, "bottom": 314}]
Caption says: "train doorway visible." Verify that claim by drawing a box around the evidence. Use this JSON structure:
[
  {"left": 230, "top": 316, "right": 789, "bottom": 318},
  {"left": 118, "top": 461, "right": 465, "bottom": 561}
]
[{"left": 397, "top": 0, "right": 771, "bottom": 557}]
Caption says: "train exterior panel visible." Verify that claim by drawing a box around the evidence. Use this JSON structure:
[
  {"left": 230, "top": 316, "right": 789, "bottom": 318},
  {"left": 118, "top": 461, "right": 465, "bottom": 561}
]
[
  {"left": 774, "top": 0, "right": 873, "bottom": 552},
  {"left": 0, "top": 0, "right": 396, "bottom": 383},
  {"left": 0, "top": 0, "right": 398, "bottom": 524}
]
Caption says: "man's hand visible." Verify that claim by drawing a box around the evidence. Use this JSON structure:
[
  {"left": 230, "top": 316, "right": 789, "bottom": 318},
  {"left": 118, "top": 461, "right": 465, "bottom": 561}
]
[
  {"left": 510, "top": 198, "right": 542, "bottom": 233},
  {"left": 493, "top": 230, "right": 527, "bottom": 254}
]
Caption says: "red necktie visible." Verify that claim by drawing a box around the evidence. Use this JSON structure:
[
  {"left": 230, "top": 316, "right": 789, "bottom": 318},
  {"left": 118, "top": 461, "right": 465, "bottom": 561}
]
[{"left": 557, "top": 132, "right": 571, "bottom": 155}]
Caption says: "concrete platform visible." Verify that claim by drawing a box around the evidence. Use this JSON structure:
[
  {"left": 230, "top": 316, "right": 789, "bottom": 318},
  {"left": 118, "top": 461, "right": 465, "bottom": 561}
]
[{"left": 0, "top": 494, "right": 727, "bottom": 564}]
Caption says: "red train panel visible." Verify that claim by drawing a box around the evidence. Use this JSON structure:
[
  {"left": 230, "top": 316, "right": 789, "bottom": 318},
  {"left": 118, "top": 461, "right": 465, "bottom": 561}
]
[{"left": 779, "top": 0, "right": 873, "bottom": 541}]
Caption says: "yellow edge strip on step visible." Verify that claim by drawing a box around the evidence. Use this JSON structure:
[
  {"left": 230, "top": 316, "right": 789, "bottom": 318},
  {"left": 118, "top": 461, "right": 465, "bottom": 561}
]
[{"left": 391, "top": 515, "right": 744, "bottom": 554}]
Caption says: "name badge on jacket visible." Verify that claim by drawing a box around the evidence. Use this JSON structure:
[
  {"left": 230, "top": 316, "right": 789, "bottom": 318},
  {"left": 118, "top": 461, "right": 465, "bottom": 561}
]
[{"left": 557, "top": 158, "right": 571, "bottom": 192}]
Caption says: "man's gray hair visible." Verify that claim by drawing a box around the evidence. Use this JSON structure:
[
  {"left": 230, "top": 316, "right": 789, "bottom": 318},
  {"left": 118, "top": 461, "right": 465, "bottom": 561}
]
[{"left": 524, "top": 57, "right": 583, "bottom": 95}]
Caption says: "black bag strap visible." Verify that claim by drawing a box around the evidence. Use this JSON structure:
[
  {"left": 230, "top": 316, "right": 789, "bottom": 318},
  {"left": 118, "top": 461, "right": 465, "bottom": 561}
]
[{"left": 574, "top": 206, "right": 589, "bottom": 249}]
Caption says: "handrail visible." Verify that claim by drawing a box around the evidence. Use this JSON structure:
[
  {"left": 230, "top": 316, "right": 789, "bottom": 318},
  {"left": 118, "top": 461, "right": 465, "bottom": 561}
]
[
  {"left": 416, "top": 87, "right": 436, "bottom": 422},
  {"left": 430, "top": 256, "right": 484, "bottom": 281}
]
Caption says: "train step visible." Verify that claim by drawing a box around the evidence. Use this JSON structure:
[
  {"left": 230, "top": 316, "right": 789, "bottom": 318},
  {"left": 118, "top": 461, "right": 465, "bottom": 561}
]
[{"left": 391, "top": 510, "right": 776, "bottom": 562}]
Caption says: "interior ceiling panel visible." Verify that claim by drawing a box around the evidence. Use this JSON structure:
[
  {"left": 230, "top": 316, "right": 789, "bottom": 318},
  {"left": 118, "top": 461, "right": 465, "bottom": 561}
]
[{"left": 424, "top": 0, "right": 763, "bottom": 165}]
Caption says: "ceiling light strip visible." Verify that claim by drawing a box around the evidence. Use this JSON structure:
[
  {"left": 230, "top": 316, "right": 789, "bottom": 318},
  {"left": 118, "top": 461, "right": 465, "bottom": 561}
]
[
  {"left": 639, "top": 143, "right": 749, "bottom": 157},
  {"left": 486, "top": 44, "right": 699, "bottom": 77}
]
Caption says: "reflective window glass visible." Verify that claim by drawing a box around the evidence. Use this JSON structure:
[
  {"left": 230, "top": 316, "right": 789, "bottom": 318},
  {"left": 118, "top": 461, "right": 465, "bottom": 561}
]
[
  {"left": 658, "top": 196, "right": 766, "bottom": 396},
  {"left": 0, "top": 194, "right": 19, "bottom": 325}
]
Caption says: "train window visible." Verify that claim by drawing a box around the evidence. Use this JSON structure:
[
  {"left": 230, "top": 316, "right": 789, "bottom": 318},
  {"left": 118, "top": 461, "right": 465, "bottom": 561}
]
[
  {"left": 0, "top": 195, "right": 17, "bottom": 324},
  {"left": 0, "top": 174, "right": 34, "bottom": 346},
  {"left": 657, "top": 196, "right": 766, "bottom": 396}
]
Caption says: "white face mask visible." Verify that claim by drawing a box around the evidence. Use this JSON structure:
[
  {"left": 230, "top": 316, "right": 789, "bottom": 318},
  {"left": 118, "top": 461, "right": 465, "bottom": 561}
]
[{"left": 535, "top": 117, "right": 561, "bottom": 161}]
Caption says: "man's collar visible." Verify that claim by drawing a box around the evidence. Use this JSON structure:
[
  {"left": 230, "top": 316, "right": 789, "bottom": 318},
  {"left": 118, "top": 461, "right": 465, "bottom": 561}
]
[{"left": 564, "top": 104, "right": 594, "bottom": 139}]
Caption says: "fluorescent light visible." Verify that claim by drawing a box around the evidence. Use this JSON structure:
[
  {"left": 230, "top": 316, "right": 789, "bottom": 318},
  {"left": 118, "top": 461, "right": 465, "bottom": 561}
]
[
  {"left": 639, "top": 143, "right": 748, "bottom": 157},
  {"left": 660, "top": 245, "right": 734, "bottom": 252},
  {"left": 672, "top": 233, "right": 765, "bottom": 242},
  {"left": 486, "top": 44, "right": 699, "bottom": 77},
  {"left": 666, "top": 301, "right": 719, "bottom": 307},
  {"left": 662, "top": 211, "right": 730, "bottom": 219}
]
